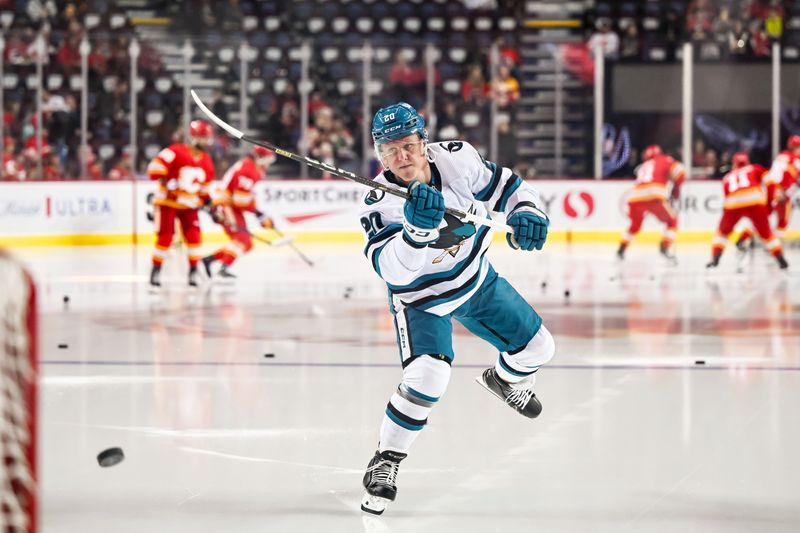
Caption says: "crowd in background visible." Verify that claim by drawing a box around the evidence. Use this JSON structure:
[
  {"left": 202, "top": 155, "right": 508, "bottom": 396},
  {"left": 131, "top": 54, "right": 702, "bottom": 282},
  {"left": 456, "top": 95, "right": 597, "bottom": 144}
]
[
  {"left": 1, "top": 0, "right": 521, "bottom": 181},
  {"left": 588, "top": 0, "right": 787, "bottom": 62},
  {"left": 588, "top": 0, "right": 793, "bottom": 178}
]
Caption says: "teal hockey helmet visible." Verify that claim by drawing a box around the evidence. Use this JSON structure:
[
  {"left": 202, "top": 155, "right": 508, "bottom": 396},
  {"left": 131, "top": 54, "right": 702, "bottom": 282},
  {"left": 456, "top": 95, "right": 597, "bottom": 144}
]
[{"left": 371, "top": 102, "right": 427, "bottom": 145}]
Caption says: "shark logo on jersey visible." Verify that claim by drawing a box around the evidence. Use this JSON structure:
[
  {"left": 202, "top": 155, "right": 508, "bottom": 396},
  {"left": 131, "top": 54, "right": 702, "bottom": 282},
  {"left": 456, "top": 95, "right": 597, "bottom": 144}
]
[
  {"left": 445, "top": 141, "right": 463, "bottom": 153},
  {"left": 365, "top": 189, "right": 385, "bottom": 205},
  {"left": 429, "top": 212, "right": 477, "bottom": 263}
]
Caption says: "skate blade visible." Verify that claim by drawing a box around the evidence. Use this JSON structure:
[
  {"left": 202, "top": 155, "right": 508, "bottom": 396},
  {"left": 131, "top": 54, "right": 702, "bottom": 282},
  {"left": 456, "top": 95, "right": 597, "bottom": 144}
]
[
  {"left": 360, "top": 493, "right": 389, "bottom": 515},
  {"left": 474, "top": 375, "right": 504, "bottom": 402}
]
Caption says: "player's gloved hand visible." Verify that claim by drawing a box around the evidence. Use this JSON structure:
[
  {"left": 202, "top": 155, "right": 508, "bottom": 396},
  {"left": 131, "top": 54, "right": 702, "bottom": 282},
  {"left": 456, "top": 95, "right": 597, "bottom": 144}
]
[
  {"left": 670, "top": 185, "right": 681, "bottom": 201},
  {"left": 403, "top": 180, "right": 444, "bottom": 245},
  {"left": 506, "top": 206, "right": 549, "bottom": 251},
  {"left": 209, "top": 204, "right": 229, "bottom": 226},
  {"left": 260, "top": 216, "right": 274, "bottom": 230}
]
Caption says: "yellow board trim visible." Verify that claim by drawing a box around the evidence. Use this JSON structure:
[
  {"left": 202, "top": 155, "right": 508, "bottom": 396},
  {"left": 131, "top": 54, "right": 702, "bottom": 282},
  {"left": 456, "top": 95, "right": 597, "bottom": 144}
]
[
  {"left": 3, "top": 230, "right": 799, "bottom": 247},
  {"left": 524, "top": 19, "right": 582, "bottom": 28}
]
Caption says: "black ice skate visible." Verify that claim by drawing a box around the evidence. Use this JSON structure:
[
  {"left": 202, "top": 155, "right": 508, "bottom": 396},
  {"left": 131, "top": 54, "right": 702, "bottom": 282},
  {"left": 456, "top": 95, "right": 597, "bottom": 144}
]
[
  {"left": 361, "top": 450, "right": 406, "bottom": 515},
  {"left": 616, "top": 243, "right": 626, "bottom": 260},
  {"left": 706, "top": 253, "right": 721, "bottom": 269},
  {"left": 476, "top": 368, "right": 542, "bottom": 418},
  {"left": 659, "top": 242, "right": 678, "bottom": 266},
  {"left": 218, "top": 265, "right": 237, "bottom": 279},
  {"left": 201, "top": 255, "right": 216, "bottom": 278},
  {"left": 776, "top": 253, "right": 789, "bottom": 270},
  {"left": 149, "top": 264, "right": 162, "bottom": 287},
  {"left": 188, "top": 265, "right": 200, "bottom": 287}
]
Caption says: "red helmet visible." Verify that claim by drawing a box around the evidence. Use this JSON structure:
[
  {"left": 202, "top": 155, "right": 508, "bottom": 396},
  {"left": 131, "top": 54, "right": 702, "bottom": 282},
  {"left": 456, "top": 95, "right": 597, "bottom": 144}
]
[
  {"left": 643, "top": 144, "right": 662, "bottom": 160},
  {"left": 189, "top": 120, "right": 213, "bottom": 147},
  {"left": 253, "top": 145, "right": 276, "bottom": 166},
  {"left": 252, "top": 146, "right": 274, "bottom": 159},
  {"left": 732, "top": 152, "right": 750, "bottom": 169},
  {"left": 788, "top": 135, "right": 800, "bottom": 150}
]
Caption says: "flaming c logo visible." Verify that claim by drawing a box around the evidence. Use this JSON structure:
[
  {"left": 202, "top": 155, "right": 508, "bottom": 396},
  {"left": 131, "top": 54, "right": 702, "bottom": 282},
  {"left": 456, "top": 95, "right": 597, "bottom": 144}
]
[{"left": 563, "top": 191, "right": 594, "bottom": 219}]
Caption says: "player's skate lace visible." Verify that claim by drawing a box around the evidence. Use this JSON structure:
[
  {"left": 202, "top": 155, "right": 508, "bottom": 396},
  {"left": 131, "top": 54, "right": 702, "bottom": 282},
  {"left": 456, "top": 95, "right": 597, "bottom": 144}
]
[
  {"left": 506, "top": 387, "right": 535, "bottom": 410},
  {"left": 366, "top": 458, "right": 400, "bottom": 488}
]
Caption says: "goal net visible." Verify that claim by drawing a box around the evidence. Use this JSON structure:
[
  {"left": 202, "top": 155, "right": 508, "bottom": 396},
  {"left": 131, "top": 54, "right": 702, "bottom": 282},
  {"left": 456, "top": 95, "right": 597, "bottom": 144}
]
[{"left": 0, "top": 251, "right": 37, "bottom": 532}]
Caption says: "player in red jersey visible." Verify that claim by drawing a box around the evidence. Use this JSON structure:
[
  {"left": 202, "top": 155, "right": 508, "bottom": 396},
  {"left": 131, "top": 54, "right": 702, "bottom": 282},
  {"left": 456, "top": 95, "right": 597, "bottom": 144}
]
[
  {"left": 147, "top": 120, "right": 216, "bottom": 287},
  {"left": 706, "top": 152, "right": 788, "bottom": 269},
  {"left": 617, "top": 144, "right": 685, "bottom": 263},
  {"left": 736, "top": 135, "right": 800, "bottom": 249},
  {"left": 202, "top": 146, "right": 276, "bottom": 278}
]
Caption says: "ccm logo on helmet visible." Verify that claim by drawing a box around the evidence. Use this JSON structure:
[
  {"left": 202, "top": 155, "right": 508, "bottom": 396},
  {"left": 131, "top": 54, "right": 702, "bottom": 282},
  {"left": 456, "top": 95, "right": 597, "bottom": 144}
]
[{"left": 383, "top": 124, "right": 402, "bottom": 133}]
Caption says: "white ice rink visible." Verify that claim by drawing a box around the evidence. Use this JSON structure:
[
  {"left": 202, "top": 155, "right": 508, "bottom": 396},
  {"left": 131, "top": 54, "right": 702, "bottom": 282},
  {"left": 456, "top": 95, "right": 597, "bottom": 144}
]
[{"left": 15, "top": 240, "right": 800, "bottom": 533}]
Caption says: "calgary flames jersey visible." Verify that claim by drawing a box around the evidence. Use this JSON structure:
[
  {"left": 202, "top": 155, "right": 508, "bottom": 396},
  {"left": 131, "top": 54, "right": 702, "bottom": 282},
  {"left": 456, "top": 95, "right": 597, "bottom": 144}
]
[
  {"left": 765, "top": 150, "right": 800, "bottom": 203},
  {"left": 216, "top": 156, "right": 263, "bottom": 212},
  {"left": 147, "top": 144, "right": 215, "bottom": 209},
  {"left": 721, "top": 164, "right": 768, "bottom": 209},
  {"left": 629, "top": 154, "right": 686, "bottom": 203}
]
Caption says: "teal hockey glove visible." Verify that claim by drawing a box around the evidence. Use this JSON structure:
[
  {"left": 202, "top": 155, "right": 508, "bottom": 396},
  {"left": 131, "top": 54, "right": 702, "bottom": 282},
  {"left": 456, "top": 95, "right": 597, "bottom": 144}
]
[
  {"left": 506, "top": 204, "right": 549, "bottom": 251},
  {"left": 403, "top": 180, "right": 445, "bottom": 245}
]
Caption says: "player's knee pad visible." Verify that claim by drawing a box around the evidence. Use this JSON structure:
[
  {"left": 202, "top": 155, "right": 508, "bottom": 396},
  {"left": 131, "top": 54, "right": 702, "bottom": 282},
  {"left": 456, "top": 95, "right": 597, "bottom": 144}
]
[
  {"left": 399, "top": 355, "right": 452, "bottom": 406},
  {"left": 507, "top": 324, "right": 555, "bottom": 369}
]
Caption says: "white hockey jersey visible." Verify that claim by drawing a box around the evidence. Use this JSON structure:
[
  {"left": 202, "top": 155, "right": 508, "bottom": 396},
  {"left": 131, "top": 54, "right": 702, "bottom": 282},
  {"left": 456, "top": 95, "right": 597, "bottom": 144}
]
[{"left": 358, "top": 141, "right": 544, "bottom": 316}]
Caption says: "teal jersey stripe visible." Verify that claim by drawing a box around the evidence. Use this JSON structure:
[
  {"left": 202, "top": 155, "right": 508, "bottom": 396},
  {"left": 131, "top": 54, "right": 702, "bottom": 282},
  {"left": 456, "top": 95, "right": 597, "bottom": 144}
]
[
  {"left": 404, "top": 385, "right": 440, "bottom": 403},
  {"left": 494, "top": 175, "right": 522, "bottom": 213},
  {"left": 385, "top": 408, "right": 425, "bottom": 431},
  {"left": 476, "top": 160, "right": 501, "bottom": 201},
  {"left": 387, "top": 225, "right": 490, "bottom": 293},
  {"left": 414, "top": 260, "right": 489, "bottom": 311}
]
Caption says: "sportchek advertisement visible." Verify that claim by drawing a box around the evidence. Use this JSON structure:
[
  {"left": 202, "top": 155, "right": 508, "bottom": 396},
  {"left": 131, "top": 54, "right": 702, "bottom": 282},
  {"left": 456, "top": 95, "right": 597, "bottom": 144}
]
[{"left": 1, "top": 180, "right": 797, "bottom": 244}]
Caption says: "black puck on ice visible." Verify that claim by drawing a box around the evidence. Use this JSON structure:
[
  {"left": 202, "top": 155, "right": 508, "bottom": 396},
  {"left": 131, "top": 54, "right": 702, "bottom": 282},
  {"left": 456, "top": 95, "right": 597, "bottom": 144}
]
[
  {"left": 264, "top": 353, "right": 275, "bottom": 358},
  {"left": 564, "top": 290, "right": 571, "bottom": 298},
  {"left": 58, "top": 343, "right": 68, "bottom": 349},
  {"left": 343, "top": 293, "right": 350, "bottom": 299},
  {"left": 63, "top": 295, "right": 70, "bottom": 304},
  {"left": 97, "top": 447, "right": 125, "bottom": 467},
  {"left": 694, "top": 360, "right": 706, "bottom": 365},
  {"left": 541, "top": 281, "right": 547, "bottom": 289}
]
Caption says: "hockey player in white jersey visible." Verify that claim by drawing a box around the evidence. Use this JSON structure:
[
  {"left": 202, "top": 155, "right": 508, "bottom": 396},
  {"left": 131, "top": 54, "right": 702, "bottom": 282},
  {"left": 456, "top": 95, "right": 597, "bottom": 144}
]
[{"left": 359, "top": 102, "right": 555, "bottom": 515}]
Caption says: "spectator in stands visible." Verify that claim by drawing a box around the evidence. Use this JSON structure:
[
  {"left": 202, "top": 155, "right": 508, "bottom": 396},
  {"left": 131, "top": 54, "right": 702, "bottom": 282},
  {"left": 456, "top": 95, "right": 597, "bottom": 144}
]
[
  {"left": 765, "top": 3, "right": 783, "bottom": 42},
  {"left": 587, "top": 20, "right": 619, "bottom": 60},
  {"left": 728, "top": 19, "right": 752, "bottom": 57},
  {"left": 438, "top": 100, "right": 464, "bottom": 139},
  {"left": 218, "top": 0, "right": 243, "bottom": 32},
  {"left": 389, "top": 51, "right": 417, "bottom": 102},
  {"left": 750, "top": 19, "right": 770, "bottom": 56},
  {"left": 461, "top": 65, "right": 489, "bottom": 106},
  {"left": 2, "top": 137, "right": 25, "bottom": 181},
  {"left": 108, "top": 152, "right": 133, "bottom": 181},
  {"left": 330, "top": 115, "right": 356, "bottom": 163},
  {"left": 491, "top": 65, "right": 519, "bottom": 109},
  {"left": 620, "top": 24, "right": 641, "bottom": 60},
  {"left": 693, "top": 139, "right": 708, "bottom": 168}
]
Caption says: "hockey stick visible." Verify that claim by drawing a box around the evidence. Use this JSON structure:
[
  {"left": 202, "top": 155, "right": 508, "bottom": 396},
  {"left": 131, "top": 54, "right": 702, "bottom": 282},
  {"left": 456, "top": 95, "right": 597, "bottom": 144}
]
[
  {"left": 191, "top": 90, "right": 513, "bottom": 234},
  {"left": 268, "top": 227, "right": 315, "bottom": 267}
]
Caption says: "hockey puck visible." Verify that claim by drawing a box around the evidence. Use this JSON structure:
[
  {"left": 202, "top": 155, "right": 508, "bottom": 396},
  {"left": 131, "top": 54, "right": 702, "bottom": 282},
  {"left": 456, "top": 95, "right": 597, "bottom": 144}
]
[
  {"left": 58, "top": 343, "right": 68, "bottom": 349},
  {"left": 694, "top": 360, "right": 706, "bottom": 365},
  {"left": 343, "top": 293, "right": 350, "bottom": 299},
  {"left": 540, "top": 281, "right": 547, "bottom": 289},
  {"left": 564, "top": 290, "right": 570, "bottom": 298},
  {"left": 264, "top": 353, "right": 275, "bottom": 358},
  {"left": 63, "top": 295, "right": 70, "bottom": 304},
  {"left": 97, "top": 447, "right": 124, "bottom": 467}
]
